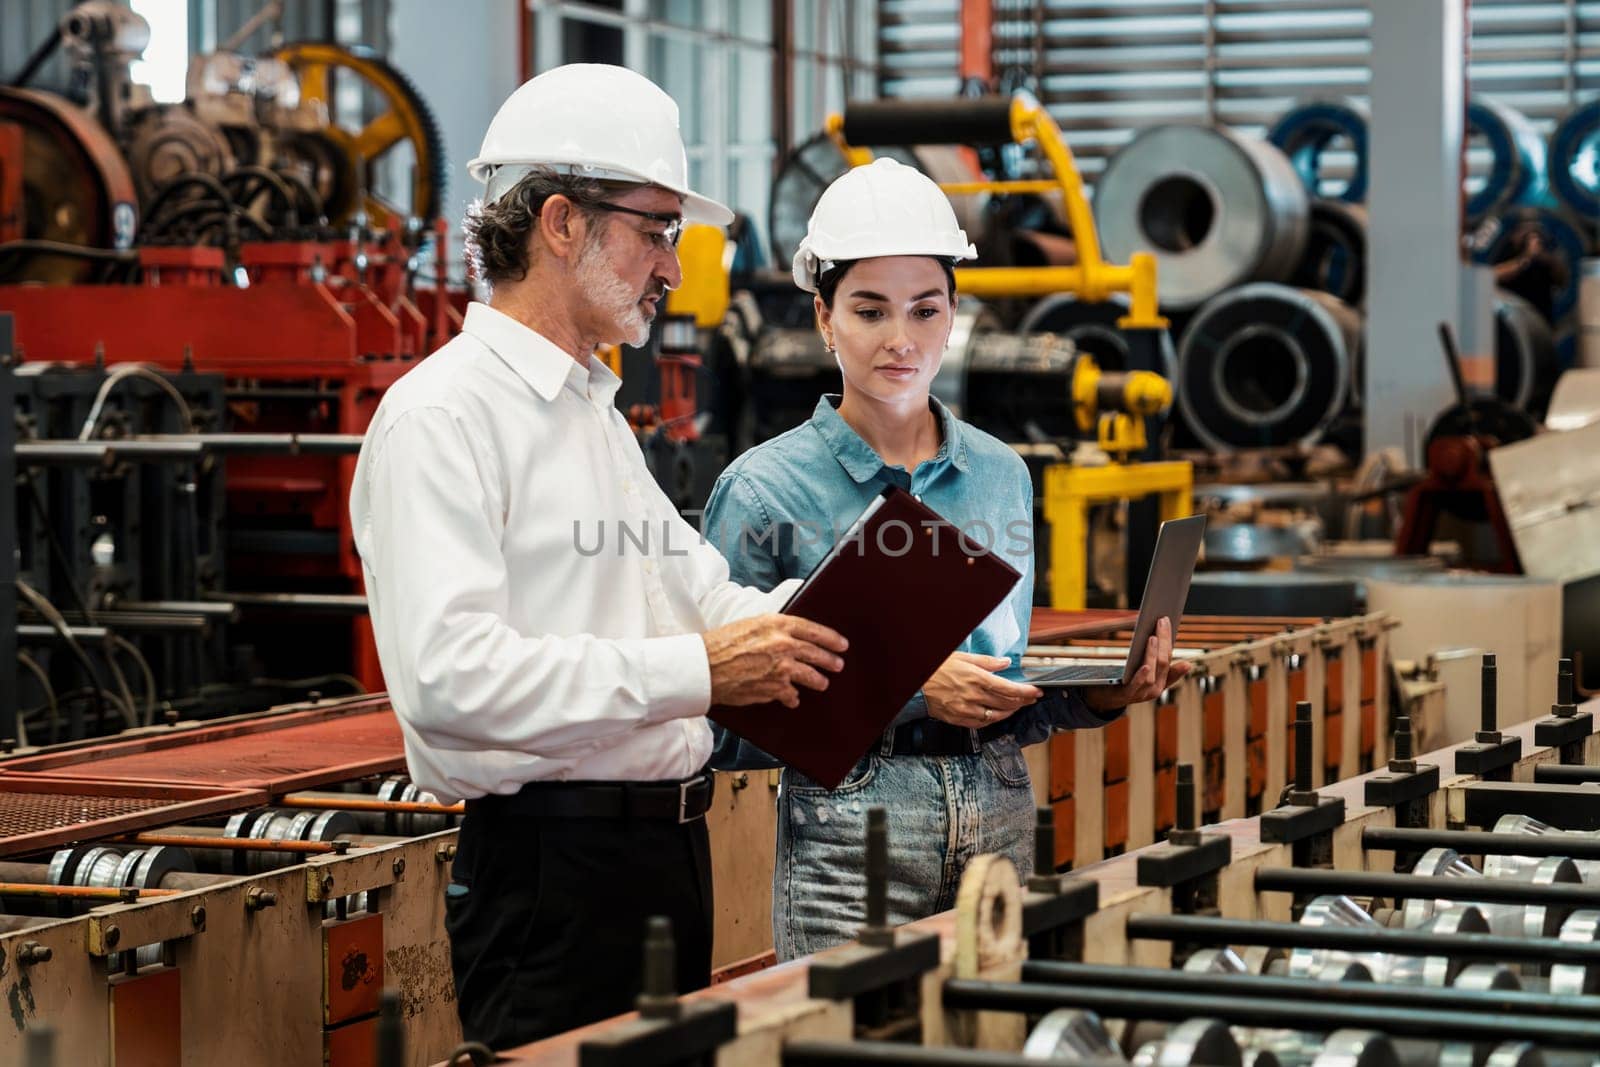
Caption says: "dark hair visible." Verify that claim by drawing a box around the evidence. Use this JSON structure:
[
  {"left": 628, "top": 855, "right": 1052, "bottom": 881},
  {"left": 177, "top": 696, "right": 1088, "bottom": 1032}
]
[
  {"left": 815, "top": 257, "right": 958, "bottom": 308},
  {"left": 463, "top": 168, "right": 634, "bottom": 288}
]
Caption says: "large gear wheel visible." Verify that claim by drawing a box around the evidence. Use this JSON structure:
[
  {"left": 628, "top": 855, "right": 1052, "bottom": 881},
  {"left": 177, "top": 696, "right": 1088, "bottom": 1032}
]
[
  {"left": 0, "top": 86, "right": 139, "bottom": 284},
  {"left": 273, "top": 42, "right": 446, "bottom": 229}
]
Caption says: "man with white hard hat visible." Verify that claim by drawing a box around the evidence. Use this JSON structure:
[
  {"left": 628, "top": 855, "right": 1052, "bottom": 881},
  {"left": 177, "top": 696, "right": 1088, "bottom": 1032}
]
[{"left": 349, "top": 64, "right": 847, "bottom": 1049}]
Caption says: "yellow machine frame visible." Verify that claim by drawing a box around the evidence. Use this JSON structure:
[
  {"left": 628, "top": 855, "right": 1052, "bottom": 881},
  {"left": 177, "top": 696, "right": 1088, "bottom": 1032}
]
[
  {"left": 1043, "top": 462, "right": 1193, "bottom": 610},
  {"left": 824, "top": 93, "right": 1166, "bottom": 330}
]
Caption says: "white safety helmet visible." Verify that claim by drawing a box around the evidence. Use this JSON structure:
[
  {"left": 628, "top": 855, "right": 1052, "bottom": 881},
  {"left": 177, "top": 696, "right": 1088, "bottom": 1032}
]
[
  {"left": 791, "top": 157, "right": 977, "bottom": 293},
  {"left": 467, "top": 63, "right": 733, "bottom": 226}
]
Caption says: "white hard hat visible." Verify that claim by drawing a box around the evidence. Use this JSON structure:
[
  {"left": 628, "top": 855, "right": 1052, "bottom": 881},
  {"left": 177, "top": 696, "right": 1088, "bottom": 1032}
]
[
  {"left": 791, "top": 157, "right": 977, "bottom": 293},
  {"left": 468, "top": 63, "right": 732, "bottom": 226}
]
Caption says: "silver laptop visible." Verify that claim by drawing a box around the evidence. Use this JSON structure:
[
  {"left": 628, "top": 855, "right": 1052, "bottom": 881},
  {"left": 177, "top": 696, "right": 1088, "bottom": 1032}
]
[{"left": 1009, "top": 514, "right": 1207, "bottom": 688}]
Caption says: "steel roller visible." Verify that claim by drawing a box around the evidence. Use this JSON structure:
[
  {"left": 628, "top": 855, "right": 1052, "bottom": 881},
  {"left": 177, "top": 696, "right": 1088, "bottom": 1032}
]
[
  {"left": 1547, "top": 910, "right": 1600, "bottom": 996},
  {"left": 1185, "top": 572, "right": 1361, "bottom": 619},
  {"left": 1491, "top": 814, "right": 1600, "bottom": 884},
  {"left": 1240, "top": 1029, "right": 1398, "bottom": 1067},
  {"left": 1131, "top": 1018, "right": 1244, "bottom": 1067},
  {"left": 1267, "top": 100, "right": 1370, "bottom": 204},
  {"left": 1176, "top": 284, "right": 1362, "bottom": 452},
  {"left": 1400, "top": 847, "right": 1580, "bottom": 944},
  {"left": 1440, "top": 1043, "right": 1547, "bottom": 1067},
  {"left": 1022, "top": 1009, "right": 1124, "bottom": 1062},
  {"left": 1094, "top": 125, "right": 1309, "bottom": 311}
]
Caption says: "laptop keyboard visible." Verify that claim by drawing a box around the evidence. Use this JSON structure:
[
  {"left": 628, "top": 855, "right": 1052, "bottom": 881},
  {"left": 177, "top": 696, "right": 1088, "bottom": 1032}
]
[{"left": 1027, "top": 663, "right": 1124, "bottom": 682}]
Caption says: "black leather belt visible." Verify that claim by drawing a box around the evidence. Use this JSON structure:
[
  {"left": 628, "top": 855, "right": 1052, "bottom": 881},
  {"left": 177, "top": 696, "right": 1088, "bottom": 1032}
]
[
  {"left": 466, "top": 774, "right": 714, "bottom": 823},
  {"left": 888, "top": 718, "right": 1011, "bottom": 757}
]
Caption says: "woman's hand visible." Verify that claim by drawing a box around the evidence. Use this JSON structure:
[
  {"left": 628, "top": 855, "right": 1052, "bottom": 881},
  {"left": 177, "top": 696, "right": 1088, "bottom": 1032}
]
[
  {"left": 1082, "top": 617, "right": 1192, "bottom": 714},
  {"left": 923, "top": 652, "right": 1042, "bottom": 729}
]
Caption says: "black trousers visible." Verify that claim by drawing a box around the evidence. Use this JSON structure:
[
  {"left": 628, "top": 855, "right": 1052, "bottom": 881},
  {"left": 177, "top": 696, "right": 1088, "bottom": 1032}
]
[{"left": 444, "top": 799, "right": 714, "bottom": 1051}]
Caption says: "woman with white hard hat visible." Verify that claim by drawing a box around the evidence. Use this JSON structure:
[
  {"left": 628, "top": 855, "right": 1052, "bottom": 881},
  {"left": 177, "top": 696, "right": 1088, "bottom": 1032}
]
[
  {"left": 703, "top": 157, "right": 1188, "bottom": 959},
  {"left": 350, "top": 63, "right": 848, "bottom": 1048}
]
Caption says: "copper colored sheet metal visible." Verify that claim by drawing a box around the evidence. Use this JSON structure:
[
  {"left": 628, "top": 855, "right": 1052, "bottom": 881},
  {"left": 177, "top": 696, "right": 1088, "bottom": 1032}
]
[
  {"left": 0, "top": 698, "right": 405, "bottom": 793},
  {"left": 0, "top": 777, "right": 265, "bottom": 858},
  {"left": 1030, "top": 608, "right": 1139, "bottom": 643}
]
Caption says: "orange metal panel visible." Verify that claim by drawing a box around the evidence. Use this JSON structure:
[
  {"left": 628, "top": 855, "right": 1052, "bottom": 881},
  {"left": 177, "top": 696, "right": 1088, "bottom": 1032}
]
[
  {"left": 324, "top": 913, "right": 384, "bottom": 1026},
  {"left": 325, "top": 1016, "right": 378, "bottom": 1067},
  {"left": 1049, "top": 732, "right": 1075, "bottom": 800},
  {"left": 1104, "top": 780, "right": 1130, "bottom": 853},
  {"left": 1248, "top": 677, "right": 1268, "bottom": 738},
  {"left": 1156, "top": 704, "right": 1178, "bottom": 766},
  {"left": 1051, "top": 797, "right": 1075, "bottom": 868},
  {"left": 1203, "top": 689, "right": 1225, "bottom": 750},
  {"left": 1155, "top": 764, "right": 1176, "bottom": 832},
  {"left": 110, "top": 966, "right": 181, "bottom": 1067},
  {"left": 0, "top": 777, "right": 263, "bottom": 858},
  {"left": 1103, "top": 718, "right": 1130, "bottom": 783}
]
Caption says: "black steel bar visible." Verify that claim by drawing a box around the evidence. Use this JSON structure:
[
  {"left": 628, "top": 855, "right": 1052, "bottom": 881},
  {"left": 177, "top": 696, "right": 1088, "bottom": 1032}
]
[
  {"left": 0, "top": 318, "right": 14, "bottom": 745},
  {"left": 1363, "top": 825, "right": 1600, "bottom": 860},
  {"left": 784, "top": 1042, "right": 1127, "bottom": 1067},
  {"left": 1561, "top": 658, "right": 1576, "bottom": 706},
  {"left": 1481, "top": 653, "right": 1498, "bottom": 736},
  {"left": 1126, "top": 914, "right": 1600, "bottom": 966},
  {"left": 15, "top": 441, "right": 205, "bottom": 463},
  {"left": 942, "top": 978, "right": 1600, "bottom": 1048},
  {"left": 202, "top": 592, "right": 368, "bottom": 614},
  {"left": 1533, "top": 764, "right": 1600, "bottom": 784},
  {"left": 17, "top": 623, "right": 110, "bottom": 642},
  {"left": 130, "top": 433, "right": 364, "bottom": 454},
  {"left": 111, "top": 600, "right": 238, "bottom": 620},
  {"left": 1294, "top": 699, "right": 1313, "bottom": 793},
  {"left": 1020, "top": 961, "right": 1600, "bottom": 1020},
  {"left": 1254, "top": 866, "right": 1600, "bottom": 908},
  {"left": 30, "top": 611, "right": 211, "bottom": 633}
]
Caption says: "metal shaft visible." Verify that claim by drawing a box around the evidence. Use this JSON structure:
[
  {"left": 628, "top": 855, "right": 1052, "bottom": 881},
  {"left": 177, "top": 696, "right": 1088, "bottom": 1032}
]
[
  {"left": 1482, "top": 653, "right": 1498, "bottom": 736},
  {"left": 1126, "top": 913, "right": 1600, "bottom": 965},
  {"left": 279, "top": 795, "right": 464, "bottom": 816},
  {"left": 636, "top": 915, "right": 680, "bottom": 1020},
  {"left": 1021, "top": 959, "right": 1600, "bottom": 1020},
  {"left": 1393, "top": 715, "right": 1413, "bottom": 762},
  {"left": 1534, "top": 764, "right": 1600, "bottom": 784},
  {"left": 204, "top": 591, "right": 368, "bottom": 614},
  {"left": 942, "top": 978, "right": 1600, "bottom": 1049},
  {"left": 1294, "top": 700, "right": 1313, "bottom": 792},
  {"left": 1363, "top": 825, "right": 1600, "bottom": 860},
  {"left": 24, "top": 1026, "right": 54, "bottom": 1067},
  {"left": 1560, "top": 657, "right": 1576, "bottom": 706},
  {"left": 1254, "top": 865, "right": 1600, "bottom": 907},
  {"left": 866, "top": 806, "right": 888, "bottom": 932},
  {"left": 1176, "top": 763, "right": 1195, "bottom": 831},
  {"left": 784, "top": 1043, "right": 1127, "bottom": 1066},
  {"left": 1034, "top": 807, "right": 1054, "bottom": 878},
  {"left": 112, "top": 600, "right": 238, "bottom": 620},
  {"left": 376, "top": 990, "right": 404, "bottom": 1067}
]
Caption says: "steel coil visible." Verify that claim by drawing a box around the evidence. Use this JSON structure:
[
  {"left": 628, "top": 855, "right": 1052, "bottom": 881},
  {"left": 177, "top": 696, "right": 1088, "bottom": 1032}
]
[
  {"left": 1094, "top": 125, "right": 1309, "bottom": 310},
  {"left": 1466, "top": 99, "right": 1550, "bottom": 222},
  {"left": 1474, "top": 206, "right": 1592, "bottom": 322},
  {"left": 1548, "top": 97, "right": 1600, "bottom": 223},
  {"left": 1494, "top": 289, "right": 1559, "bottom": 416},
  {"left": 1266, "top": 99, "right": 1370, "bottom": 203},
  {"left": 1289, "top": 200, "right": 1367, "bottom": 307},
  {"left": 1018, "top": 294, "right": 1178, "bottom": 377},
  {"left": 1176, "top": 283, "right": 1362, "bottom": 451}
]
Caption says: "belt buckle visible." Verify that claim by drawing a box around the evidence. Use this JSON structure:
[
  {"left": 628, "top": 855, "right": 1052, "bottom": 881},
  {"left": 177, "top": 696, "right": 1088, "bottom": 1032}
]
[{"left": 678, "top": 775, "right": 707, "bottom": 824}]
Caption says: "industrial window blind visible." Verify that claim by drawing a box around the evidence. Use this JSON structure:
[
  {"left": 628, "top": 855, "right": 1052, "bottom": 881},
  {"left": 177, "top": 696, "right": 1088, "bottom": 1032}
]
[{"left": 878, "top": 0, "right": 1600, "bottom": 192}]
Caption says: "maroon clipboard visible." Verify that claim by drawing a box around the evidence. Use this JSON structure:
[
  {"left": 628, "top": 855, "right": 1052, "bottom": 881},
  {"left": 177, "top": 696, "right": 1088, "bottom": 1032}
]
[{"left": 709, "top": 485, "right": 1022, "bottom": 788}]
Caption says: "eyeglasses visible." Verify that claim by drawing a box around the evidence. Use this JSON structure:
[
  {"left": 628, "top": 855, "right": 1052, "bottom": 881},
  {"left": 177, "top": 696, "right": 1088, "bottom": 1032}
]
[{"left": 586, "top": 201, "right": 685, "bottom": 251}]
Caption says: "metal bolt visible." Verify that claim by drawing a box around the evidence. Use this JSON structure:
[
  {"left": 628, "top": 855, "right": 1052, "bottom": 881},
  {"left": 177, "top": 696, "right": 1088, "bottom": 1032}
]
[
  {"left": 1393, "top": 716, "right": 1414, "bottom": 763},
  {"left": 307, "top": 690, "right": 322, "bottom": 704},
  {"left": 392, "top": 857, "right": 406, "bottom": 878},
  {"left": 245, "top": 888, "right": 277, "bottom": 912},
  {"left": 1034, "top": 806, "right": 1056, "bottom": 879},
  {"left": 1560, "top": 658, "right": 1576, "bottom": 706},
  {"left": 103, "top": 925, "right": 121, "bottom": 949},
  {"left": 730, "top": 772, "right": 750, "bottom": 792},
  {"left": 859, "top": 806, "right": 893, "bottom": 947},
  {"left": 1294, "top": 701, "right": 1314, "bottom": 794},
  {"left": 635, "top": 916, "right": 680, "bottom": 1021},
  {"left": 332, "top": 840, "right": 351, "bottom": 855},
  {"left": 163, "top": 705, "right": 179, "bottom": 726},
  {"left": 435, "top": 843, "right": 457, "bottom": 864},
  {"left": 321, "top": 875, "right": 335, "bottom": 895},
  {"left": 1480, "top": 653, "right": 1499, "bottom": 737},
  {"left": 1177, "top": 763, "right": 1196, "bottom": 832},
  {"left": 0, "top": 738, "right": 15, "bottom": 755},
  {"left": 190, "top": 905, "right": 206, "bottom": 930},
  {"left": 17, "top": 941, "right": 51, "bottom": 965},
  {"left": 119, "top": 887, "right": 138, "bottom": 904}
]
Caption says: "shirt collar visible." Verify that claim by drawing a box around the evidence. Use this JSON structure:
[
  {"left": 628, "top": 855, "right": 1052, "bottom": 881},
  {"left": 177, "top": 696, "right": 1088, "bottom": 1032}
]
[
  {"left": 808, "top": 394, "right": 970, "bottom": 484},
  {"left": 461, "top": 302, "right": 620, "bottom": 405}
]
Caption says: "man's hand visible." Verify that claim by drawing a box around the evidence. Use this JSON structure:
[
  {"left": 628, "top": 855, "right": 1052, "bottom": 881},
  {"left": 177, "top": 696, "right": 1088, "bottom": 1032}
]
[
  {"left": 1082, "top": 616, "right": 1192, "bottom": 714},
  {"left": 702, "top": 615, "right": 848, "bottom": 709},
  {"left": 923, "top": 652, "right": 1043, "bottom": 729}
]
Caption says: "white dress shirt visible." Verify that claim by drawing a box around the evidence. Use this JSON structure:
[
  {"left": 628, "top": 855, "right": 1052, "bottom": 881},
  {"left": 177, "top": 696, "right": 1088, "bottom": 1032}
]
[{"left": 350, "top": 302, "right": 795, "bottom": 801}]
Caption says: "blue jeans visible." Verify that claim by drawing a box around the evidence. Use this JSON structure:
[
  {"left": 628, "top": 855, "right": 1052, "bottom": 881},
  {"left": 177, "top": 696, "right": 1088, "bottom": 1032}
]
[{"left": 772, "top": 733, "right": 1036, "bottom": 961}]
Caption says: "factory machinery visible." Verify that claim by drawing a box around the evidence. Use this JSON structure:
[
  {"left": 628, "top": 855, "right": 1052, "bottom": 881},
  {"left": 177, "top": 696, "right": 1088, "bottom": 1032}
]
[
  {"left": 460, "top": 653, "right": 1600, "bottom": 1067},
  {"left": 0, "top": 604, "right": 1416, "bottom": 1066}
]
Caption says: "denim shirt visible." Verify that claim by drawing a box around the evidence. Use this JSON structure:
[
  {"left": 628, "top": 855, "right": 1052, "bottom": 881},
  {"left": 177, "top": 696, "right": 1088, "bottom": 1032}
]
[{"left": 702, "top": 394, "right": 1114, "bottom": 769}]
